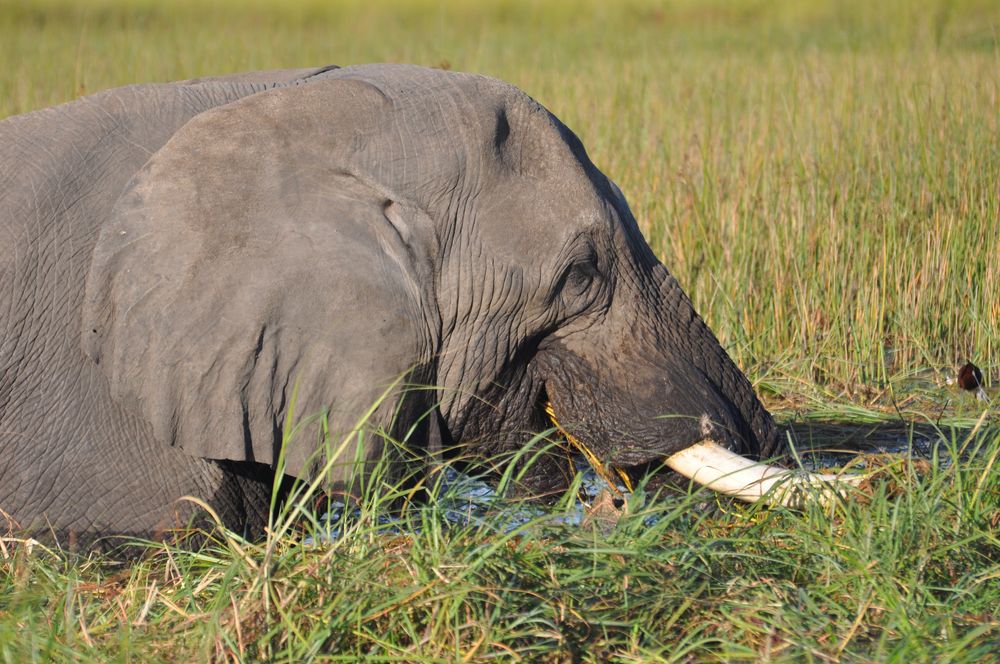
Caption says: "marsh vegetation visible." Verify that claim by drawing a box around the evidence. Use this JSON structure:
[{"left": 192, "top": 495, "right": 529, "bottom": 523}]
[{"left": 1, "top": 0, "right": 998, "bottom": 660}]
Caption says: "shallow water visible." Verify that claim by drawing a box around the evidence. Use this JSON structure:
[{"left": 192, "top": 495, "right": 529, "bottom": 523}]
[
  {"left": 310, "top": 417, "right": 994, "bottom": 542},
  {"left": 312, "top": 460, "right": 624, "bottom": 542},
  {"left": 782, "top": 417, "right": 990, "bottom": 472},
  {"left": 788, "top": 421, "right": 939, "bottom": 469}
]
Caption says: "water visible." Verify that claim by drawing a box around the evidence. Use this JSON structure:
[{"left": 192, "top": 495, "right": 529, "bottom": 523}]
[
  {"left": 786, "top": 419, "right": 957, "bottom": 472},
  {"left": 309, "top": 459, "right": 628, "bottom": 543},
  {"left": 308, "top": 418, "right": 990, "bottom": 543}
]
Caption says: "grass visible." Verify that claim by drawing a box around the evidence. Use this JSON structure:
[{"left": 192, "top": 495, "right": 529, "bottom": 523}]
[
  {"left": 1, "top": 0, "right": 999, "bottom": 660},
  {"left": 2, "top": 0, "right": 997, "bottom": 392},
  {"left": 3, "top": 420, "right": 998, "bottom": 661}
]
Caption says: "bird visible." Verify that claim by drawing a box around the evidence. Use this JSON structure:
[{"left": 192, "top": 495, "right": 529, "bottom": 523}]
[{"left": 957, "top": 362, "right": 988, "bottom": 402}]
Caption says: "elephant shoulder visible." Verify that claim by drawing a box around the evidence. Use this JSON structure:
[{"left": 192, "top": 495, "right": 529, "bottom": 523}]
[{"left": 0, "top": 67, "right": 340, "bottom": 221}]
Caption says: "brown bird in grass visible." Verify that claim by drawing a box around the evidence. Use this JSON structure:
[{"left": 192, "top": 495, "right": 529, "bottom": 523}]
[{"left": 957, "top": 362, "right": 988, "bottom": 402}]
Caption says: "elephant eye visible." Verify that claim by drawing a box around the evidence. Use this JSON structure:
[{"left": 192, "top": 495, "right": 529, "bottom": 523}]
[
  {"left": 552, "top": 243, "right": 604, "bottom": 315},
  {"left": 564, "top": 262, "right": 597, "bottom": 295}
]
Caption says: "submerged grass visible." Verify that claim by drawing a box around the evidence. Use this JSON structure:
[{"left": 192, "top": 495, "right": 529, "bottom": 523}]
[{"left": 1, "top": 0, "right": 999, "bottom": 660}]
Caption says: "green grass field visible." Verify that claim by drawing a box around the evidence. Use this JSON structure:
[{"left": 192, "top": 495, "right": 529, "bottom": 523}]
[{"left": 2, "top": 1, "right": 999, "bottom": 660}]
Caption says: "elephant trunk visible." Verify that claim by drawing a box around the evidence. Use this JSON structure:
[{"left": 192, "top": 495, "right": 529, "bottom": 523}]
[
  {"left": 536, "top": 254, "right": 869, "bottom": 504},
  {"left": 541, "top": 264, "right": 781, "bottom": 467},
  {"left": 640, "top": 269, "right": 865, "bottom": 506},
  {"left": 652, "top": 266, "right": 783, "bottom": 462}
]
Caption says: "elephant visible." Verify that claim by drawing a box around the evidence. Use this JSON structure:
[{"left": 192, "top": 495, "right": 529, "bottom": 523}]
[{"left": 0, "top": 64, "right": 845, "bottom": 547}]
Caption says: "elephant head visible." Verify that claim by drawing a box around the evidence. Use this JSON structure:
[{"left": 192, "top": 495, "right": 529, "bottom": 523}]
[{"left": 81, "top": 64, "right": 840, "bottom": 506}]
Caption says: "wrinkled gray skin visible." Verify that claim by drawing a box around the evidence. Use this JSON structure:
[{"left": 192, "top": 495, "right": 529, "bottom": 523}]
[{"left": 0, "top": 64, "right": 780, "bottom": 545}]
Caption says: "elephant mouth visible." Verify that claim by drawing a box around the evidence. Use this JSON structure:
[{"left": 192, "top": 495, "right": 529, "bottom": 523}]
[
  {"left": 543, "top": 402, "right": 865, "bottom": 507},
  {"left": 544, "top": 401, "right": 634, "bottom": 496}
]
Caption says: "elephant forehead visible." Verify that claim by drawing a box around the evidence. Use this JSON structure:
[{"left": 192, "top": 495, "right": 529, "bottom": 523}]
[
  {"left": 164, "top": 64, "right": 599, "bottom": 212},
  {"left": 141, "top": 63, "right": 616, "bottom": 264},
  {"left": 321, "top": 66, "right": 599, "bottom": 191},
  {"left": 475, "top": 181, "right": 614, "bottom": 262},
  {"left": 328, "top": 63, "right": 532, "bottom": 130}
]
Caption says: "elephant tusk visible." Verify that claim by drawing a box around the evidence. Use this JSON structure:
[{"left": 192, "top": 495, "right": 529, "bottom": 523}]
[
  {"left": 544, "top": 403, "right": 863, "bottom": 507},
  {"left": 665, "top": 440, "right": 866, "bottom": 508}
]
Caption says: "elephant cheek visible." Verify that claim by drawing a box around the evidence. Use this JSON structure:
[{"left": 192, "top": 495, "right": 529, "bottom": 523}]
[
  {"left": 540, "top": 346, "right": 752, "bottom": 468},
  {"left": 540, "top": 351, "right": 661, "bottom": 466}
]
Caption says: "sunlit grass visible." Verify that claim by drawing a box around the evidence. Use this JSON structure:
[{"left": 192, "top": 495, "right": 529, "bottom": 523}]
[{"left": 2, "top": 415, "right": 998, "bottom": 660}]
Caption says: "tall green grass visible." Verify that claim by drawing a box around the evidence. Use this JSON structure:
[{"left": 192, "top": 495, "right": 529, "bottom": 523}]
[
  {"left": 2, "top": 0, "right": 997, "bottom": 394},
  {"left": 3, "top": 418, "right": 998, "bottom": 660}
]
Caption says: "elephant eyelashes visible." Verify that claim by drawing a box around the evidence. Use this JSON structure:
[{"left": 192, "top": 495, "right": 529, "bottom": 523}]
[
  {"left": 564, "top": 262, "right": 597, "bottom": 296},
  {"left": 556, "top": 257, "right": 605, "bottom": 318}
]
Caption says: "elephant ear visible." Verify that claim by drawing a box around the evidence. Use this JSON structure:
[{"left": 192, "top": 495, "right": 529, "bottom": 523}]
[{"left": 82, "top": 78, "right": 438, "bottom": 480}]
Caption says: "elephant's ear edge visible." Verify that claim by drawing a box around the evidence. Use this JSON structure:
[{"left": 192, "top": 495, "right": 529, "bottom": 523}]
[{"left": 80, "top": 79, "right": 439, "bottom": 482}]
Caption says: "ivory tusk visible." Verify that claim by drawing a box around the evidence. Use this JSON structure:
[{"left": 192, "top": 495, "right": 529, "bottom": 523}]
[{"left": 665, "top": 440, "right": 866, "bottom": 508}]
